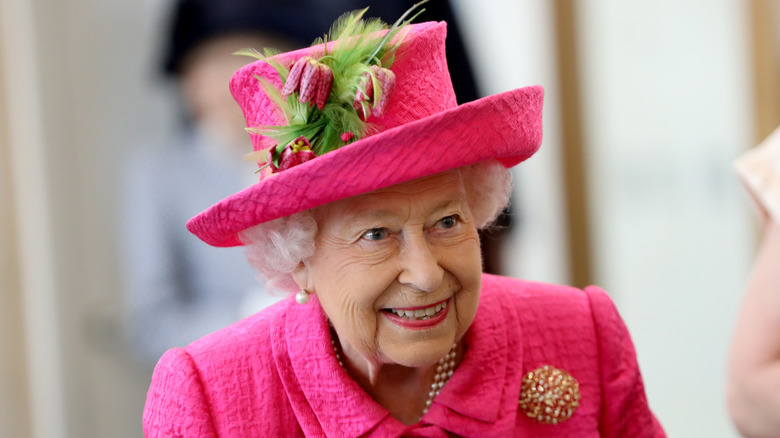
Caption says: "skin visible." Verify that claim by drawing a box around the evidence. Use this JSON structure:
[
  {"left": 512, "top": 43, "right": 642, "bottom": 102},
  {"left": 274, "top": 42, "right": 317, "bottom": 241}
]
[
  {"left": 293, "top": 171, "right": 483, "bottom": 425},
  {"left": 728, "top": 219, "right": 780, "bottom": 437}
]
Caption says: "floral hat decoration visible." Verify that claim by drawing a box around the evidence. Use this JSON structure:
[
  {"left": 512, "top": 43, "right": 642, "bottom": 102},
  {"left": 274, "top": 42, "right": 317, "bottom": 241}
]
[{"left": 187, "top": 1, "right": 545, "bottom": 247}]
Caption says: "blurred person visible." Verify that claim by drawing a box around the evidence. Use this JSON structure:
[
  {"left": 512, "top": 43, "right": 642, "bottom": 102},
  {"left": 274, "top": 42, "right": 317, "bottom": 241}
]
[
  {"left": 144, "top": 7, "right": 664, "bottom": 435},
  {"left": 120, "top": 0, "right": 306, "bottom": 364},
  {"left": 121, "top": 0, "right": 492, "bottom": 365},
  {"left": 728, "top": 126, "right": 780, "bottom": 437}
]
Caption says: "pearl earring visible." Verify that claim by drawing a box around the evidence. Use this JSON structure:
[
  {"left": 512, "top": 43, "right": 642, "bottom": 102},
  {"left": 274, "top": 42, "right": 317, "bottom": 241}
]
[{"left": 295, "top": 289, "right": 310, "bottom": 305}]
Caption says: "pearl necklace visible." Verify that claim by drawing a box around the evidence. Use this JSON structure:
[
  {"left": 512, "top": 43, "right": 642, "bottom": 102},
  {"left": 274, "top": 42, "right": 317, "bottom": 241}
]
[{"left": 330, "top": 330, "right": 458, "bottom": 421}]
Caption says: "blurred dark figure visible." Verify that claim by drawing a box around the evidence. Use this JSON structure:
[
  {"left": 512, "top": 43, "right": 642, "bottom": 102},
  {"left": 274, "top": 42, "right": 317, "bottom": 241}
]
[
  {"left": 163, "top": 0, "right": 480, "bottom": 101},
  {"left": 120, "top": 0, "right": 505, "bottom": 365}
]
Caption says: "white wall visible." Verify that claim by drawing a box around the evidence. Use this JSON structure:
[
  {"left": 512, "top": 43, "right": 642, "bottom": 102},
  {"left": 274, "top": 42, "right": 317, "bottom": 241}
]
[
  {"left": 1, "top": 0, "right": 176, "bottom": 436},
  {"left": 452, "top": 0, "right": 570, "bottom": 285},
  {"left": 576, "top": 1, "right": 754, "bottom": 436}
]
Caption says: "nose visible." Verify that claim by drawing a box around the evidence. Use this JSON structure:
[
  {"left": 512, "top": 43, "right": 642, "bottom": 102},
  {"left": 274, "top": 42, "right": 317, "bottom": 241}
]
[{"left": 397, "top": 232, "right": 444, "bottom": 292}]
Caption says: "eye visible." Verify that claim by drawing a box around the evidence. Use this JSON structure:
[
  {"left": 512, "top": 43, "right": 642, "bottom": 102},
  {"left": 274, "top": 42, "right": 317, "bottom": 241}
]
[
  {"left": 361, "top": 228, "right": 388, "bottom": 241},
  {"left": 437, "top": 215, "right": 458, "bottom": 229}
]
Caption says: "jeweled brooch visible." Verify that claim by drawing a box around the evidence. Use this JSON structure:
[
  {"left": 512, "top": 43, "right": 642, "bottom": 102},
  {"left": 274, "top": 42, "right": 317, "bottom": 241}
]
[{"left": 519, "top": 365, "right": 581, "bottom": 425}]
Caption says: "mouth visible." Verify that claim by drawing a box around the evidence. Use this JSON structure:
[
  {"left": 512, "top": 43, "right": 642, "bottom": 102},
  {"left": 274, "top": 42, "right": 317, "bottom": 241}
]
[
  {"left": 381, "top": 298, "right": 450, "bottom": 329},
  {"left": 384, "top": 300, "right": 448, "bottom": 320}
]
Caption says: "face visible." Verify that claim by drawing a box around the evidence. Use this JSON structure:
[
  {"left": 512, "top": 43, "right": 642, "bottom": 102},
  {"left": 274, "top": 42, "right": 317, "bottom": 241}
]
[{"left": 295, "top": 171, "right": 483, "bottom": 368}]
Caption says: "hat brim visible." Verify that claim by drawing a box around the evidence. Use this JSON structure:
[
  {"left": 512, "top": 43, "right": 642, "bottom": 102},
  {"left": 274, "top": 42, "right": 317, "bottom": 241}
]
[{"left": 187, "top": 85, "right": 544, "bottom": 247}]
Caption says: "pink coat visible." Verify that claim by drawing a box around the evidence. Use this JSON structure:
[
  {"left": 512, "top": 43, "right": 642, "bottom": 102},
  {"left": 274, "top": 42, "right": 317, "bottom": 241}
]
[{"left": 143, "top": 274, "right": 665, "bottom": 437}]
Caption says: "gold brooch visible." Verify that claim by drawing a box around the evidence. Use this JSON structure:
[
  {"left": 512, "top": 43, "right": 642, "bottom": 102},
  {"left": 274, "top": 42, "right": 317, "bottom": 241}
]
[{"left": 519, "top": 365, "right": 581, "bottom": 424}]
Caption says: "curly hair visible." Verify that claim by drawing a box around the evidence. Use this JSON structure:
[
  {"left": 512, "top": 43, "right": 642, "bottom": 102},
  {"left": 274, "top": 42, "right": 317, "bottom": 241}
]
[{"left": 240, "top": 159, "right": 512, "bottom": 292}]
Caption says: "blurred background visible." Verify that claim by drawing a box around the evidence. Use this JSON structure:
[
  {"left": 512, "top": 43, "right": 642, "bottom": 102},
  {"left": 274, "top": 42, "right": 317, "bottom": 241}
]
[{"left": 1, "top": 0, "right": 779, "bottom": 437}]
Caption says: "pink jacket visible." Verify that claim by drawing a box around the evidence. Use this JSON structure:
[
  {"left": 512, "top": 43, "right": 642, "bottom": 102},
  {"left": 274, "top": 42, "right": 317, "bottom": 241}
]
[{"left": 144, "top": 274, "right": 665, "bottom": 437}]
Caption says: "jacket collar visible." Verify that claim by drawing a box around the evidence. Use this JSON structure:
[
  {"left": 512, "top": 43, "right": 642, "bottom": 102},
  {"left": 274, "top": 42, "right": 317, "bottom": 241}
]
[
  {"left": 283, "top": 295, "right": 398, "bottom": 436},
  {"left": 424, "top": 280, "right": 522, "bottom": 435},
  {"left": 283, "top": 277, "right": 520, "bottom": 436},
  {"left": 432, "top": 292, "right": 510, "bottom": 423}
]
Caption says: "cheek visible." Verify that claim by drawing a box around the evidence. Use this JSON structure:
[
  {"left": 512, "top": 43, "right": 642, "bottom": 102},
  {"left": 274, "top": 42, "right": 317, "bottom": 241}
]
[
  {"left": 312, "top": 252, "right": 395, "bottom": 296},
  {"left": 310, "top": 237, "right": 401, "bottom": 299},
  {"left": 315, "top": 269, "right": 386, "bottom": 355},
  {"left": 446, "top": 233, "right": 483, "bottom": 322},
  {"left": 323, "top": 295, "right": 381, "bottom": 354},
  {"left": 445, "top": 232, "right": 483, "bottom": 278},
  {"left": 309, "top": 253, "right": 390, "bottom": 334}
]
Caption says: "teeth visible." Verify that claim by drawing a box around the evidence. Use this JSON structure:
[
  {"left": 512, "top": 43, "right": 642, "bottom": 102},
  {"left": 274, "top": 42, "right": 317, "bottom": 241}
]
[{"left": 389, "top": 301, "right": 447, "bottom": 320}]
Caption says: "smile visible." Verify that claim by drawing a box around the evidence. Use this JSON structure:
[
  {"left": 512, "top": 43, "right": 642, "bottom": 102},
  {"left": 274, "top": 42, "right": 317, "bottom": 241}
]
[
  {"left": 381, "top": 299, "right": 450, "bottom": 329},
  {"left": 386, "top": 300, "right": 448, "bottom": 320}
]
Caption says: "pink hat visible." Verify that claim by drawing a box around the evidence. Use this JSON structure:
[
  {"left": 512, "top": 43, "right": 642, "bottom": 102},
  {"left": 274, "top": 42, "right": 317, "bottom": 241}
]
[{"left": 187, "top": 16, "right": 544, "bottom": 248}]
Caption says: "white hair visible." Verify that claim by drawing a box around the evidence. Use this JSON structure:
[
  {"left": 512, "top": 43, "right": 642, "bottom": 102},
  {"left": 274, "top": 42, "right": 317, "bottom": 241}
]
[{"left": 239, "top": 159, "right": 512, "bottom": 293}]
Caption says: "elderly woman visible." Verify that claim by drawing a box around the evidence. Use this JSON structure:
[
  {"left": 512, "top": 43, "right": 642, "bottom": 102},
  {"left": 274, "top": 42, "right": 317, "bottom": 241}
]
[{"left": 143, "top": 7, "right": 664, "bottom": 437}]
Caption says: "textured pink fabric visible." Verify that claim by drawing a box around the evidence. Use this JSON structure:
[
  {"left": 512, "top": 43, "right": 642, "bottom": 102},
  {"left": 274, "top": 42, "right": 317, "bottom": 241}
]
[
  {"left": 233, "top": 22, "right": 458, "bottom": 152},
  {"left": 143, "top": 274, "right": 665, "bottom": 437},
  {"left": 186, "top": 22, "right": 544, "bottom": 247}
]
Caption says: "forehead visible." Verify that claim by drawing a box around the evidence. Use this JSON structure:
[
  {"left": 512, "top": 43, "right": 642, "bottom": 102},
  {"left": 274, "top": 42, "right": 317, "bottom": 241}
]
[{"left": 317, "top": 171, "right": 467, "bottom": 222}]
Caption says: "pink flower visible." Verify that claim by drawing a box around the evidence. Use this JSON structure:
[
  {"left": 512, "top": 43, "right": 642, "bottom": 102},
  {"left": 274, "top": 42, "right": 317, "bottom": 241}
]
[
  {"left": 370, "top": 67, "right": 396, "bottom": 117},
  {"left": 282, "top": 56, "right": 334, "bottom": 110},
  {"left": 340, "top": 131, "right": 355, "bottom": 142},
  {"left": 281, "top": 56, "right": 310, "bottom": 96},
  {"left": 268, "top": 136, "right": 317, "bottom": 173},
  {"left": 353, "top": 65, "right": 396, "bottom": 120},
  {"left": 353, "top": 72, "right": 374, "bottom": 119}
]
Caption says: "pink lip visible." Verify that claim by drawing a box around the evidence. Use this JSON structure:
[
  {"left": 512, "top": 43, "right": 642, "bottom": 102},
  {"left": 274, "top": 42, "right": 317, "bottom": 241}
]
[
  {"left": 382, "top": 299, "right": 450, "bottom": 330},
  {"left": 389, "top": 299, "right": 449, "bottom": 311}
]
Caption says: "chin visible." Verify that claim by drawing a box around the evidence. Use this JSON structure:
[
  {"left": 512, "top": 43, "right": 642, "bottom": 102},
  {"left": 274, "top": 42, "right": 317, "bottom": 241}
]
[{"left": 384, "top": 331, "right": 457, "bottom": 368}]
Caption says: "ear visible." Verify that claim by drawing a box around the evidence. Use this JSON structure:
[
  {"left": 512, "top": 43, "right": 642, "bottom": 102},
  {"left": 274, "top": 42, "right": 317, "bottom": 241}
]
[{"left": 291, "top": 261, "right": 313, "bottom": 292}]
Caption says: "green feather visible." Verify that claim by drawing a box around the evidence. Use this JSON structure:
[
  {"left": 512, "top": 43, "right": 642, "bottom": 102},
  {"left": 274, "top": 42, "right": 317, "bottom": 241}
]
[
  {"left": 244, "top": 0, "right": 429, "bottom": 161},
  {"left": 367, "top": 1, "right": 427, "bottom": 63},
  {"left": 233, "top": 48, "right": 264, "bottom": 60},
  {"left": 238, "top": 50, "right": 289, "bottom": 83}
]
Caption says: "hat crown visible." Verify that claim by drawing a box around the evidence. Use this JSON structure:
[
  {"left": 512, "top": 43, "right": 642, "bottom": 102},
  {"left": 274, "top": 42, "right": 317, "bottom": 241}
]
[
  {"left": 187, "top": 18, "right": 543, "bottom": 248},
  {"left": 229, "top": 21, "right": 456, "bottom": 154}
]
